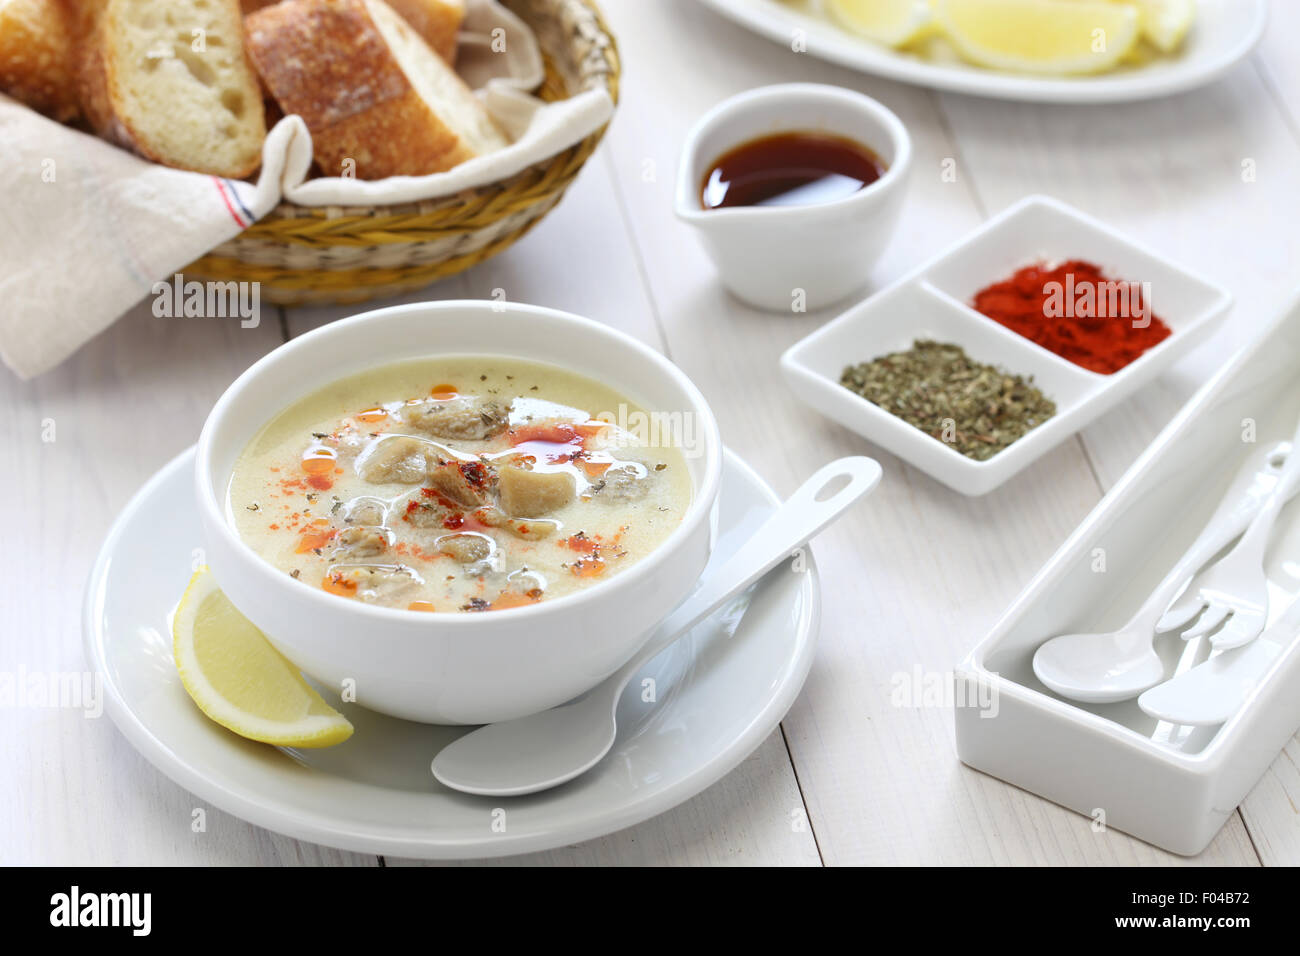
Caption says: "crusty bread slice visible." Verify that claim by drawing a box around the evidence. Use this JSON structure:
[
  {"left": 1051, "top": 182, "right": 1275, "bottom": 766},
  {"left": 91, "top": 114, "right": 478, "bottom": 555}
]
[
  {"left": 365, "top": 0, "right": 494, "bottom": 139},
  {"left": 387, "top": 0, "right": 463, "bottom": 63},
  {"left": 76, "top": 0, "right": 266, "bottom": 177},
  {"left": 245, "top": 0, "right": 505, "bottom": 180},
  {"left": 242, "top": 0, "right": 462, "bottom": 62},
  {"left": 0, "top": 0, "right": 80, "bottom": 121}
]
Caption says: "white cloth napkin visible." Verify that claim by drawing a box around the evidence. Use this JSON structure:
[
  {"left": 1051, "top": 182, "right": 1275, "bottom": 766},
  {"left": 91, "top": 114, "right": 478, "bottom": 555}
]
[{"left": 0, "top": 0, "right": 613, "bottom": 379}]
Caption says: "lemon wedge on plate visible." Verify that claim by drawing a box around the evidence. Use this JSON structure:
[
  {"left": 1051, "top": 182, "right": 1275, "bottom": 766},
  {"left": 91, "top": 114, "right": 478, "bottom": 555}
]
[
  {"left": 936, "top": 0, "right": 1141, "bottom": 75},
  {"left": 826, "top": 0, "right": 935, "bottom": 48},
  {"left": 1125, "top": 0, "right": 1195, "bottom": 53},
  {"left": 173, "top": 569, "right": 354, "bottom": 748}
]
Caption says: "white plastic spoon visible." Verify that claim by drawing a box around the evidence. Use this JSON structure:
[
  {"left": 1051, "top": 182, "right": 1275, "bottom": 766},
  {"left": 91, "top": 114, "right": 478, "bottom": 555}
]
[
  {"left": 1033, "top": 443, "right": 1291, "bottom": 703},
  {"left": 431, "top": 456, "right": 882, "bottom": 796}
]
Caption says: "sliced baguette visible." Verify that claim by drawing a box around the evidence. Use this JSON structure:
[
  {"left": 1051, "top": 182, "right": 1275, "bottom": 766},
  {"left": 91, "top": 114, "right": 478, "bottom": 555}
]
[
  {"left": 387, "top": 0, "right": 463, "bottom": 63},
  {"left": 75, "top": 0, "right": 266, "bottom": 177},
  {"left": 245, "top": 0, "right": 505, "bottom": 180},
  {"left": 242, "top": 0, "right": 462, "bottom": 61},
  {"left": 0, "top": 0, "right": 80, "bottom": 121}
]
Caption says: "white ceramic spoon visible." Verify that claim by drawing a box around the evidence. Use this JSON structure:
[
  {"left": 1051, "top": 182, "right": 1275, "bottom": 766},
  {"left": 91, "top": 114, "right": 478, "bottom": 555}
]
[
  {"left": 1032, "top": 443, "right": 1292, "bottom": 703},
  {"left": 431, "top": 456, "right": 883, "bottom": 796}
]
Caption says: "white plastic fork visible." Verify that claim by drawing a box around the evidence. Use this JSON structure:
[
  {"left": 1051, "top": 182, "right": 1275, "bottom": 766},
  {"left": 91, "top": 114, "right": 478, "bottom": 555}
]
[
  {"left": 1033, "top": 442, "right": 1293, "bottom": 702},
  {"left": 1157, "top": 417, "right": 1300, "bottom": 650},
  {"left": 1139, "top": 596, "right": 1300, "bottom": 726}
]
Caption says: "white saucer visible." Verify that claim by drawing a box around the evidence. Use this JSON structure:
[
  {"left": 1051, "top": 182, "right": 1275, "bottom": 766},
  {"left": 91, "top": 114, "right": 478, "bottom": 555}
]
[{"left": 83, "top": 446, "right": 820, "bottom": 859}]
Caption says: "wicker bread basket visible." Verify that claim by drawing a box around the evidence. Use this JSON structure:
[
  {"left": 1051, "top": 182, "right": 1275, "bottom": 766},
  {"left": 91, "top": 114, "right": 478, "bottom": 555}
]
[{"left": 184, "top": 0, "right": 619, "bottom": 307}]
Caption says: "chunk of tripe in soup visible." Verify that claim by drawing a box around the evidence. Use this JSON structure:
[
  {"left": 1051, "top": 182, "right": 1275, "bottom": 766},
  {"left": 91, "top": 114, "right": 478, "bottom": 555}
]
[{"left": 228, "top": 357, "right": 694, "bottom": 613}]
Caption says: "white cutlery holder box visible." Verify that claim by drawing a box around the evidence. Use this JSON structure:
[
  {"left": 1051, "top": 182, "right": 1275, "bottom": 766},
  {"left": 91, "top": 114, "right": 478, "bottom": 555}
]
[{"left": 955, "top": 291, "right": 1300, "bottom": 855}]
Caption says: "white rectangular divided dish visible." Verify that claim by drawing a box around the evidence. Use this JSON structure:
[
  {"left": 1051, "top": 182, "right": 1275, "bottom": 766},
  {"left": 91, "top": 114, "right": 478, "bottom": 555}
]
[
  {"left": 956, "top": 289, "right": 1300, "bottom": 856},
  {"left": 780, "top": 195, "right": 1233, "bottom": 496}
]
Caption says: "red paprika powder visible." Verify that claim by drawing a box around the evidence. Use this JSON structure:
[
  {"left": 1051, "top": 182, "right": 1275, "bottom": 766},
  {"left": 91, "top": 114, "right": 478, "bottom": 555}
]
[{"left": 971, "top": 260, "right": 1172, "bottom": 374}]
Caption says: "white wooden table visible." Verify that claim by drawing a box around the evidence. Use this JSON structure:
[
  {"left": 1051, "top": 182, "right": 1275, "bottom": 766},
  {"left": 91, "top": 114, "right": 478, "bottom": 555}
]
[{"left": 5, "top": 0, "right": 1300, "bottom": 866}]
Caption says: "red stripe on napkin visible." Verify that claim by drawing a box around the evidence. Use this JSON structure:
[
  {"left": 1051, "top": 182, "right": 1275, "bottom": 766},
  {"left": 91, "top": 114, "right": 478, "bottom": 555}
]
[{"left": 212, "top": 177, "right": 250, "bottom": 228}]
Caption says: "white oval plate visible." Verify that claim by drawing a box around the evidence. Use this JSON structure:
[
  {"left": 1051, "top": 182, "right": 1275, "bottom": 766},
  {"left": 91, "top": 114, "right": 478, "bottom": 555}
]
[
  {"left": 83, "top": 446, "right": 819, "bottom": 859},
  {"left": 697, "top": 0, "right": 1267, "bottom": 104}
]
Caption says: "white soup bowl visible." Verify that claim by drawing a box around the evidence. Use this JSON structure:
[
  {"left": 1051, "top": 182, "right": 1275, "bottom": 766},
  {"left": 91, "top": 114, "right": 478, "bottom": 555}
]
[{"left": 195, "top": 301, "right": 722, "bottom": 725}]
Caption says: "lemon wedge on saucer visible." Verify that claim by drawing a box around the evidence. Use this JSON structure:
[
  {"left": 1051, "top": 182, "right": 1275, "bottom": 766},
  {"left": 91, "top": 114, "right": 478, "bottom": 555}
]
[
  {"left": 1125, "top": 0, "right": 1195, "bottom": 53},
  {"left": 173, "top": 569, "right": 354, "bottom": 748},
  {"left": 826, "top": 0, "right": 935, "bottom": 47},
  {"left": 936, "top": 0, "right": 1140, "bottom": 75}
]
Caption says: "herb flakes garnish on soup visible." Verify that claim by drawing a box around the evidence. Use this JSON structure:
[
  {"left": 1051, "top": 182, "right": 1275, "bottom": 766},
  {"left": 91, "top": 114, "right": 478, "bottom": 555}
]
[{"left": 228, "top": 357, "right": 692, "bottom": 613}]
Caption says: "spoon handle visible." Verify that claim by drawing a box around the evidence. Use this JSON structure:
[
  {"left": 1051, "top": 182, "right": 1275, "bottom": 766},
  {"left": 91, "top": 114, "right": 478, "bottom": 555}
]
[{"left": 614, "top": 456, "right": 882, "bottom": 687}]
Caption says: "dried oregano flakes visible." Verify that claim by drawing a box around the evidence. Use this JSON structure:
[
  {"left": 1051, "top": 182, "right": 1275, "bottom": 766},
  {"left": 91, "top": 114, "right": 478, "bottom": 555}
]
[{"left": 840, "top": 340, "right": 1057, "bottom": 461}]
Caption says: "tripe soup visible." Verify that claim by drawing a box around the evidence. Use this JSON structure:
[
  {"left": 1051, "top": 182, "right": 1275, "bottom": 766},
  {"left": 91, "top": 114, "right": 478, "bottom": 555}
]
[{"left": 227, "top": 356, "right": 693, "bottom": 613}]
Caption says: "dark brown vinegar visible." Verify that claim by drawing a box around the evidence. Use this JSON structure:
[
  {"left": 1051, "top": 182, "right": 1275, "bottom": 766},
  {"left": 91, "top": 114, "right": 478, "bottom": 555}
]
[{"left": 700, "top": 130, "right": 886, "bottom": 210}]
